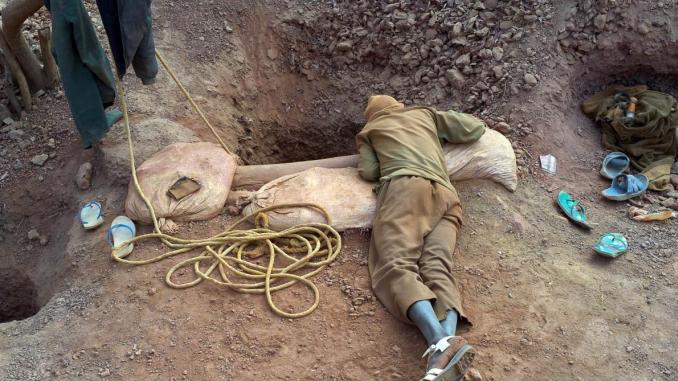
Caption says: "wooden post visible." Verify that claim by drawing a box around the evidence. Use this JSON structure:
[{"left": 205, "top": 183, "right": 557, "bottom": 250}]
[{"left": 38, "top": 27, "right": 59, "bottom": 87}]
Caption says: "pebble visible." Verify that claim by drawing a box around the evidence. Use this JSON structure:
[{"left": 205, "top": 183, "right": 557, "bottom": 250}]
[
  {"left": 47, "top": 138, "right": 56, "bottom": 148},
  {"left": 31, "top": 154, "right": 49, "bottom": 166},
  {"left": 670, "top": 174, "right": 678, "bottom": 188},
  {"left": 336, "top": 40, "right": 353, "bottom": 52},
  {"left": 494, "top": 121, "right": 511, "bottom": 134},
  {"left": 99, "top": 368, "right": 110, "bottom": 377},
  {"left": 524, "top": 73, "right": 538, "bottom": 86},
  {"left": 593, "top": 14, "right": 607, "bottom": 30},
  {"left": 467, "top": 368, "right": 483, "bottom": 381},
  {"left": 446, "top": 68, "right": 465, "bottom": 89},
  {"left": 2, "top": 117, "right": 14, "bottom": 125},
  {"left": 8, "top": 129, "right": 25, "bottom": 140},
  {"left": 28, "top": 229, "right": 40, "bottom": 241},
  {"left": 75, "top": 162, "right": 93, "bottom": 190}
]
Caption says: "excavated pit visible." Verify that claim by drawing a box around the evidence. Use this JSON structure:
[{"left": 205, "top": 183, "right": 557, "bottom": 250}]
[{"left": 0, "top": 268, "right": 41, "bottom": 323}]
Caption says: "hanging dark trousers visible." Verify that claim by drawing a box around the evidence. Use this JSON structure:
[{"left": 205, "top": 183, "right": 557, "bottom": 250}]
[
  {"left": 96, "top": 0, "right": 159, "bottom": 84},
  {"left": 44, "top": 0, "right": 117, "bottom": 147}
]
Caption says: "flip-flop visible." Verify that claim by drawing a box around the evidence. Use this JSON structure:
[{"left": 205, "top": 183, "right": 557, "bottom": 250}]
[
  {"left": 80, "top": 201, "right": 104, "bottom": 230},
  {"left": 602, "top": 174, "right": 648, "bottom": 201},
  {"left": 556, "top": 191, "right": 593, "bottom": 230},
  {"left": 594, "top": 233, "right": 628, "bottom": 258},
  {"left": 107, "top": 216, "right": 136, "bottom": 259},
  {"left": 600, "top": 152, "right": 630, "bottom": 179}
]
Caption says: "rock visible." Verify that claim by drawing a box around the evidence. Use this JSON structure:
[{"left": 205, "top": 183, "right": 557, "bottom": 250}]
[
  {"left": 660, "top": 198, "right": 678, "bottom": 210},
  {"left": 475, "top": 27, "right": 490, "bottom": 37},
  {"left": 594, "top": 14, "right": 607, "bottom": 30},
  {"left": 455, "top": 53, "right": 471, "bottom": 66},
  {"left": 39, "top": 236, "right": 49, "bottom": 246},
  {"left": 478, "top": 49, "right": 493, "bottom": 60},
  {"left": 484, "top": 0, "right": 498, "bottom": 10},
  {"left": 495, "top": 121, "right": 511, "bottom": 134},
  {"left": 336, "top": 40, "right": 353, "bottom": 52},
  {"left": 499, "top": 20, "right": 513, "bottom": 30},
  {"left": 75, "top": 162, "right": 93, "bottom": 190},
  {"left": 510, "top": 211, "right": 528, "bottom": 234},
  {"left": 266, "top": 48, "right": 279, "bottom": 60},
  {"left": 2, "top": 117, "right": 14, "bottom": 125},
  {"left": 671, "top": 174, "right": 678, "bottom": 187},
  {"left": 467, "top": 368, "right": 483, "bottom": 381},
  {"left": 637, "top": 22, "right": 649, "bottom": 35},
  {"left": 524, "top": 73, "right": 538, "bottom": 86},
  {"left": 28, "top": 229, "right": 40, "bottom": 241},
  {"left": 47, "top": 138, "right": 56, "bottom": 149},
  {"left": 492, "top": 47, "right": 504, "bottom": 61},
  {"left": 8, "top": 129, "right": 24, "bottom": 140},
  {"left": 492, "top": 65, "right": 504, "bottom": 79},
  {"left": 445, "top": 68, "right": 466, "bottom": 89},
  {"left": 99, "top": 368, "right": 110, "bottom": 377},
  {"left": 31, "top": 154, "right": 49, "bottom": 166}
]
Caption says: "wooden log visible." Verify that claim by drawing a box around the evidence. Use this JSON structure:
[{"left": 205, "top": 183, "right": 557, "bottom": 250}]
[
  {"left": 232, "top": 154, "right": 360, "bottom": 189},
  {"left": 0, "top": 31, "right": 31, "bottom": 111},
  {"left": 2, "top": 0, "right": 46, "bottom": 91}
]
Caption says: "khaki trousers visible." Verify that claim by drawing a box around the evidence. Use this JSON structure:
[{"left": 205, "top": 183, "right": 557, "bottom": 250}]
[{"left": 369, "top": 176, "right": 469, "bottom": 324}]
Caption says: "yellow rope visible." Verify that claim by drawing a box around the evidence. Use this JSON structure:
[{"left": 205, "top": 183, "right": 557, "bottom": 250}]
[
  {"left": 109, "top": 50, "right": 341, "bottom": 318},
  {"left": 154, "top": 50, "right": 233, "bottom": 156}
]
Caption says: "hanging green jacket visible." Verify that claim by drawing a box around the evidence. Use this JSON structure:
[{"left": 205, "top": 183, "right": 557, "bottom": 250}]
[{"left": 45, "top": 0, "right": 116, "bottom": 147}]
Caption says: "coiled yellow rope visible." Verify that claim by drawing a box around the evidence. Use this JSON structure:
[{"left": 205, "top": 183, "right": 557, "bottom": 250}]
[{"left": 110, "top": 50, "right": 341, "bottom": 318}]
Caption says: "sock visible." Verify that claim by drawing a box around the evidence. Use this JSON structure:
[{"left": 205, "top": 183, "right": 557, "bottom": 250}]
[
  {"left": 407, "top": 300, "right": 448, "bottom": 347},
  {"left": 440, "top": 309, "right": 459, "bottom": 336}
]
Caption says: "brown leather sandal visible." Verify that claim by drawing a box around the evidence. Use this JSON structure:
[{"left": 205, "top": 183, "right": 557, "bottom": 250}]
[{"left": 420, "top": 336, "right": 475, "bottom": 381}]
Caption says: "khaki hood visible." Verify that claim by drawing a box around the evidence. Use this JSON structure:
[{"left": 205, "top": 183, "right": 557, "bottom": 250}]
[{"left": 364, "top": 95, "right": 405, "bottom": 122}]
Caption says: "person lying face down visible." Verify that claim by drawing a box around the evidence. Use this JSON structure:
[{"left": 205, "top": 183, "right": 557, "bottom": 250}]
[{"left": 356, "top": 95, "right": 486, "bottom": 381}]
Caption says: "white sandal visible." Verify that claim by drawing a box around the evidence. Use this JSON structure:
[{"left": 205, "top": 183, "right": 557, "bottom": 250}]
[
  {"left": 107, "top": 216, "right": 136, "bottom": 258},
  {"left": 80, "top": 201, "right": 104, "bottom": 230}
]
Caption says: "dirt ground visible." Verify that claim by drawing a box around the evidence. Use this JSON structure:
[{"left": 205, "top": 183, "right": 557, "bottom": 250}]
[{"left": 1, "top": 0, "right": 677, "bottom": 380}]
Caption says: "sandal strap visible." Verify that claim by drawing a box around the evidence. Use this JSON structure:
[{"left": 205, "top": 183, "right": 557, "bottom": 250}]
[
  {"left": 107, "top": 223, "right": 135, "bottom": 247},
  {"left": 421, "top": 368, "right": 444, "bottom": 381},
  {"left": 421, "top": 336, "right": 454, "bottom": 358},
  {"left": 81, "top": 201, "right": 103, "bottom": 222},
  {"left": 565, "top": 198, "right": 585, "bottom": 219}
]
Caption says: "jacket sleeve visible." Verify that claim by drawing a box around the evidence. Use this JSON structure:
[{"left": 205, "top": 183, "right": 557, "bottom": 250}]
[
  {"left": 356, "top": 135, "right": 381, "bottom": 182},
  {"left": 431, "top": 108, "right": 486, "bottom": 144}
]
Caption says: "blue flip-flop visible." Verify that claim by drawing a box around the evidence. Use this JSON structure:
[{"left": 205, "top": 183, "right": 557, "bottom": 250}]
[
  {"left": 556, "top": 191, "right": 593, "bottom": 230},
  {"left": 107, "top": 216, "right": 136, "bottom": 259},
  {"left": 600, "top": 152, "right": 630, "bottom": 179},
  {"left": 80, "top": 201, "right": 104, "bottom": 230},
  {"left": 594, "top": 233, "right": 628, "bottom": 258},
  {"left": 602, "top": 174, "right": 648, "bottom": 201}
]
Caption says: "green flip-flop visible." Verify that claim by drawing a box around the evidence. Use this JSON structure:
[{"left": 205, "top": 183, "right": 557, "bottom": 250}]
[
  {"left": 594, "top": 233, "right": 628, "bottom": 258},
  {"left": 556, "top": 191, "right": 593, "bottom": 230}
]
